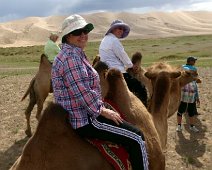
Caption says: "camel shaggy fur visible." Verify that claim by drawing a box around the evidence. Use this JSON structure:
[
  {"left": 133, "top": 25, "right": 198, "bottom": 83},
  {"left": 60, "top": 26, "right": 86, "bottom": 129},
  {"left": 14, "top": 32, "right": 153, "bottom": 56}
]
[
  {"left": 95, "top": 61, "right": 165, "bottom": 170},
  {"left": 145, "top": 62, "right": 181, "bottom": 150},
  {"left": 127, "top": 52, "right": 200, "bottom": 118},
  {"left": 21, "top": 54, "right": 52, "bottom": 137},
  {"left": 11, "top": 62, "right": 165, "bottom": 170},
  {"left": 10, "top": 103, "right": 114, "bottom": 170},
  {"left": 127, "top": 52, "right": 153, "bottom": 99}
]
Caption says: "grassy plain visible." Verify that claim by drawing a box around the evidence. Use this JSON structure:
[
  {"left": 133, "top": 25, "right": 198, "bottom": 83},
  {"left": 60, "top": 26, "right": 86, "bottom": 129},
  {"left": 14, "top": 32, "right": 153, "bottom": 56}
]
[{"left": 0, "top": 34, "right": 212, "bottom": 77}]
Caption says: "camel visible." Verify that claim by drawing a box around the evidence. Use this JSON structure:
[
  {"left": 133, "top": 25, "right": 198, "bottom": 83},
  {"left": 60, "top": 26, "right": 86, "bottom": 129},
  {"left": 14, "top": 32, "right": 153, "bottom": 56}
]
[
  {"left": 144, "top": 62, "right": 181, "bottom": 150},
  {"left": 10, "top": 103, "right": 114, "bottom": 170},
  {"left": 21, "top": 54, "right": 52, "bottom": 137},
  {"left": 127, "top": 52, "right": 200, "bottom": 118},
  {"left": 11, "top": 62, "right": 165, "bottom": 170},
  {"left": 95, "top": 62, "right": 165, "bottom": 170}
]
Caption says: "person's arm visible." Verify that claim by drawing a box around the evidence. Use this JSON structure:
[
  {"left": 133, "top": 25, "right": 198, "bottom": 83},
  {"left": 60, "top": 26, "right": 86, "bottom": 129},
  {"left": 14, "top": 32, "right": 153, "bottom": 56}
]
[
  {"left": 100, "top": 107, "right": 123, "bottom": 125},
  {"left": 63, "top": 51, "right": 102, "bottom": 119},
  {"left": 112, "top": 39, "right": 133, "bottom": 69}
]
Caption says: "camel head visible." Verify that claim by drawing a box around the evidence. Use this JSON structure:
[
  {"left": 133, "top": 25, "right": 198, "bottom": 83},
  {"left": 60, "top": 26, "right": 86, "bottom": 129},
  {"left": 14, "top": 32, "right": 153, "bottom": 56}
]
[
  {"left": 93, "top": 61, "right": 110, "bottom": 98},
  {"left": 145, "top": 63, "right": 181, "bottom": 113},
  {"left": 94, "top": 61, "right": 129, "bottom": 101},
  {"left": 178, "top": 69, "right": 201, "bottom": 87},
  {"left": 104, "top": 68, "right": 127, "bottom": 100}
]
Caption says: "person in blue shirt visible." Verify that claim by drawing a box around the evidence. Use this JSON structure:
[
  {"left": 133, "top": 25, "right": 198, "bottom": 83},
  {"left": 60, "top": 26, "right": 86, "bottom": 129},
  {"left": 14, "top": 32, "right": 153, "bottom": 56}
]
[{"left": 176, "top": 56, "right": 201, "bottom": 132}]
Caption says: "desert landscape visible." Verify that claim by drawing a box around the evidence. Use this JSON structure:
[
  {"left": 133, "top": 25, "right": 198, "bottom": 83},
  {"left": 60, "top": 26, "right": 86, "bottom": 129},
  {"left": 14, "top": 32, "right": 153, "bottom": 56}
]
[
  {"left": 0, "top": 11, "right": 212, "bottom": 169},
  {"left": 1, "top": 11, "right": 212, "bottom": 47}
]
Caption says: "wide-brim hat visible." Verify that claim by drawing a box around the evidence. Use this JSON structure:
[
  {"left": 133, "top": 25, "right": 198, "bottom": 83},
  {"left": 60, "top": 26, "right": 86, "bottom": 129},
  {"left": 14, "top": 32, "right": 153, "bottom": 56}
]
[
  {"left": 105, "top": 19, "right": 130, "bottom": 39},
  {"left": 61, "top": 14, "right": 94, "bottom": 39}
]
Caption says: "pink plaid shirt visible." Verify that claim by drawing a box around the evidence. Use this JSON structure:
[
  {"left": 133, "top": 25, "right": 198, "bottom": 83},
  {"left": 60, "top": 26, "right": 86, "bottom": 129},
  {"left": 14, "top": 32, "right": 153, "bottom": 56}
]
[{"left": 51, "top": 43, "right": 103, "bottom": 129}]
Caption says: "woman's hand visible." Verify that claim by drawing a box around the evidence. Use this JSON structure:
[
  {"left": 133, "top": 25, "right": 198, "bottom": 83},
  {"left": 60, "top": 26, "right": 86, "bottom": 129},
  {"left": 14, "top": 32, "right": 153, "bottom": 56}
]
[{"left": 100, "top": 108, "right": 123, "bottom": 125}]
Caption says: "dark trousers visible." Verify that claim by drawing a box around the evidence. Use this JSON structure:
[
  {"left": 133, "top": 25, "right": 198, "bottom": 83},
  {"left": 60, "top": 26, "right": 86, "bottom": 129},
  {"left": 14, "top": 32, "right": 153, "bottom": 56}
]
[
  {"left": 177, "top": 101, "right": 197, "bottom": 117},
  {"left": 123, "top": 73, "right": 148, "bottom": 107},
  {"left": 76, "top": 116, "right": 148, "bottom": 170}
]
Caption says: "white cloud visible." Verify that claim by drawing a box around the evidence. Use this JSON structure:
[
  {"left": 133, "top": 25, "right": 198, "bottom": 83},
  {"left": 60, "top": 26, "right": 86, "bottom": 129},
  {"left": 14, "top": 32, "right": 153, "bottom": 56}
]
[{"left": 0, "top": 0, "right": 211, "bottom": 23}]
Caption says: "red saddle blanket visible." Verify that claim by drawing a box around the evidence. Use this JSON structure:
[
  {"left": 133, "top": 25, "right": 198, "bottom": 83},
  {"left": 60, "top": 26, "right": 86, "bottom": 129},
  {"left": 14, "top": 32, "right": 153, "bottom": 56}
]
[{"left": 88, "top": 139, "right": 130, "bottom": 170}]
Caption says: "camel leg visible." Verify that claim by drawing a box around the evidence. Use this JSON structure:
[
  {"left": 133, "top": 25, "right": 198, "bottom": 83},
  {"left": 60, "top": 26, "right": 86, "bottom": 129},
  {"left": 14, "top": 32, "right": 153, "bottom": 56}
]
[
  {"left": 36, "top": 100, "right": 44, "bottom": 121},
  {"left": 24, "top": 94, "right": 36, "bottom": 137},
  {"left": 36, "top": 92, "right": 49, "bottom": 121}
]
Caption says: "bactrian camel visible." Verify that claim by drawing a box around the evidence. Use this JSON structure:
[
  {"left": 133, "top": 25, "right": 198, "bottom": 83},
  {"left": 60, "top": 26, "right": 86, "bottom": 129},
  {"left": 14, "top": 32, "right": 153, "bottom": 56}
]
[
  {"left": 10, "top": 62, "right": 165, "bottom": 170},
  {"left": 127, "top": 52, "right": 200, "bottom": 118},
  {"left": 144, "top": 62, "right": 181, "bottom": 150},
  {"left": 21, "top": 54, "right": 52, "bottom": 137},
  {"left": 95, "top": 62, "right": 165, "bottom": 170},
  {"left": 10, "top": 103, "right": 114, "bottom": 170}
]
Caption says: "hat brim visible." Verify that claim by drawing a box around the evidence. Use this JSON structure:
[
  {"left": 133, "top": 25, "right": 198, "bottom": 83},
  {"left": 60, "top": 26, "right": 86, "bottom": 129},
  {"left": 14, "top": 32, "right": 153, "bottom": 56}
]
[
  {"left": 187, "top": 58, "right": 197, "bottom": 62},
  {"left": 61, "top": 23, "right": 94, "bottom": 39},
  {"left": 105, "top": 23, "right": 130, "bottom": 38}
]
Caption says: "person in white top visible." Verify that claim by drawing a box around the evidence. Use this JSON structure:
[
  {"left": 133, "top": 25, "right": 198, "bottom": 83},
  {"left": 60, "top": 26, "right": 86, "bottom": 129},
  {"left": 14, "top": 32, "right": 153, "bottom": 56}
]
[{"left": 99, "top": 20, "right": 148, "bottom": 107}]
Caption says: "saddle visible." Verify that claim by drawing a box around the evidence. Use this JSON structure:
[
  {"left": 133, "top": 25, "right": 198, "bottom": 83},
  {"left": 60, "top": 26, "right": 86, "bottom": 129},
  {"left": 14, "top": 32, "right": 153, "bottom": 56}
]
[{"left": 88, "top": 100, "right": 131, "bottom": 170}]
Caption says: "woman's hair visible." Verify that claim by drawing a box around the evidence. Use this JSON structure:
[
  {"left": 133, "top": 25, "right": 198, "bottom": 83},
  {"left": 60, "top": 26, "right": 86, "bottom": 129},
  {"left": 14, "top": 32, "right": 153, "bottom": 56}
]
[{"left": 62, "top": 33, "right": 71, "bottom": 43}]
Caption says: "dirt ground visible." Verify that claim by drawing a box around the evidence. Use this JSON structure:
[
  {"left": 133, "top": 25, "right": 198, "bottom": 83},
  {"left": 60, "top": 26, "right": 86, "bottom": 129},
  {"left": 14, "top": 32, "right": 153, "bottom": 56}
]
[{"left": 0, "top": 67, "right": 211, "bottom": 170}]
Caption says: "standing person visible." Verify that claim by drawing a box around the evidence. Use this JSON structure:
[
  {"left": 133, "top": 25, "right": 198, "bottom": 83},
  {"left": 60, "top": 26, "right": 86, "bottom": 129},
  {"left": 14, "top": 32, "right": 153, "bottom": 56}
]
[
  {"left": 44, "top": 32, "right": 61, "bottom": 62},
  {"left": 51, "top": 14, "right": 148, "bottom": 170},
  {"left": 176, "top": 56, "right": 201, "bottom": 132},
  {"left": 99, "top": 20, "right": 148, "bottom": 107}
]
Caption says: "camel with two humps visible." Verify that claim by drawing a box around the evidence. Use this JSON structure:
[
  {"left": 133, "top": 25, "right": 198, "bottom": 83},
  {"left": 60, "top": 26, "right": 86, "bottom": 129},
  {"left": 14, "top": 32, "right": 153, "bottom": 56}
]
[
  {"left": 95, "top": 62, "right": 165, "bottom": 170},
  {"left": 127, "top": 52, "right": 200, "bottom": 117},
  {"left": 144, "top": 62, "right": 181, "bottom": 150},
  {"left": 11, "top": 63, "right": 165, "bottom": 170},
  {"left": 10, "top": 102, "right": 114, "bottom": 170},
  {"left": 21, "top": 54, "right": 52, "bottom": 137},
  {"left": 144, "top": 62, "right": 200, "bottom": 150}
]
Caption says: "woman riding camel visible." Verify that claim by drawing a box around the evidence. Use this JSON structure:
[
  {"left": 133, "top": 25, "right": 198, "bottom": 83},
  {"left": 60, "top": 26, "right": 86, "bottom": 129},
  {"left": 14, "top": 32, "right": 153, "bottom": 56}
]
[
  {"left": 51, "top": 14, "right": 148, "bottom": 170},
  {"left": 99, "top": 19, "right": 148, "bottom": 107}
]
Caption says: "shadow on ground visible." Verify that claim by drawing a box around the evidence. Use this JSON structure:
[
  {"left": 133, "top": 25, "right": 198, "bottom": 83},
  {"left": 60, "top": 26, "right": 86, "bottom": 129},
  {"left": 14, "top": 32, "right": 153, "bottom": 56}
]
[
  {"left": 0, "top": 137, "right": 29, "bottom": 170},
  {"left": 175, "top": 114, "right": 207, "bottom": 168}
]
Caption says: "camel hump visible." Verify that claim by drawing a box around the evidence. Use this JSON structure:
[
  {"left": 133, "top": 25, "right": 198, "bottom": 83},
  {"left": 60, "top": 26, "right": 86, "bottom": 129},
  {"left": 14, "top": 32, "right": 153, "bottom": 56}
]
[
  {"left": 131, "top": 51, "right": 142, "bottom": 64},
  {"left": 21, "top": 76, "right": 36, "bottom": 101},
  {"left": 36, "top": 102, "right": 69, "bottom": 134},
  {"left": 40, "top": 54, "right": 48, "bottom": 63},
  {"left": 39, "top": 54, "right": 52, "bottom": 68}
]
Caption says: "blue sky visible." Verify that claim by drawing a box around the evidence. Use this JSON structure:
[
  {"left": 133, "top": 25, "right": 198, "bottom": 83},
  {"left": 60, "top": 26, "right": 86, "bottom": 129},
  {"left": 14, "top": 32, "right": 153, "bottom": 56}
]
[{"left": 1, "top": 0, "right": 212, "bottom": 23}]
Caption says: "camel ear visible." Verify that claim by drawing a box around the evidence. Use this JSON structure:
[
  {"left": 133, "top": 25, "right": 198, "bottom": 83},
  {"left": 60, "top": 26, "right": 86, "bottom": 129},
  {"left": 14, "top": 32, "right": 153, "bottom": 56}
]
[
  {"left": 196, "top": 78, "right": 202, "bottom": 83},
  {"left": 144, "top": 72, "right": 156, "bottom": 79},
  {"left": 170, "top": 71, "right": 181, "bottom": 78}
]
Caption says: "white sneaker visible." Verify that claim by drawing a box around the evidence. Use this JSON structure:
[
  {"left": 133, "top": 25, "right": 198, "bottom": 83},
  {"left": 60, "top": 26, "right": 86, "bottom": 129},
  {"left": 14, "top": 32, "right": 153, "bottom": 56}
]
[
  {"left": 176, "top": 125, "right": 182, "bottom": 132},
  {"left": 189, "top": 126, "right": 199, "bottom": 132}
]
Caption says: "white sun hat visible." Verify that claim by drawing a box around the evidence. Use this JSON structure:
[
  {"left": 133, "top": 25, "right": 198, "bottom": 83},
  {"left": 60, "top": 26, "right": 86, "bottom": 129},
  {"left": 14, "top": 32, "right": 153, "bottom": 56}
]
[{"left": 61, "top": 14, "right": 94, "bottom": 39}]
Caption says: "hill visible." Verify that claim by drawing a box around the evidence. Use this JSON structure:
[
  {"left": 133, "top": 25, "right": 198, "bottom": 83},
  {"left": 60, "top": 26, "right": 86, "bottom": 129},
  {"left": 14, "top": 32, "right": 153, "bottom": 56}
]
[{"left": 0, "top": 11, "right": 212, "bottom": 47}]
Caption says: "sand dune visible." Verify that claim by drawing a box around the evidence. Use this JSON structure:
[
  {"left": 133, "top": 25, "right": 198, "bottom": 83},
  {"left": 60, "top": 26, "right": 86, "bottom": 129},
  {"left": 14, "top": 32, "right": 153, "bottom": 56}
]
[{"left": 0, "top": 11, "right": 212, "bottom": 47}]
